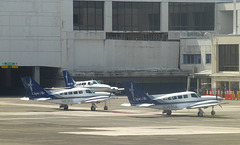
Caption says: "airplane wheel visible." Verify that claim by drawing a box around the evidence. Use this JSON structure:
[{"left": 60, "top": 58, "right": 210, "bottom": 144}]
[
  {"left": 104, "top": 106, "right": 108, "bottom": 110},
  {"left": 198, "top": 112, "right": 203, "bottom": 117},
  {"left": 91, "top": 106, "right": 96, "bottom": 111},
  {"left": 64, "top": 105, "right": 68, "bottom": 110},
  {"left": 211, "top": 110, "right": 215, "bottom": 115},
  {"left": 167, "top": 111, "right": 172, "bottom": 115}
]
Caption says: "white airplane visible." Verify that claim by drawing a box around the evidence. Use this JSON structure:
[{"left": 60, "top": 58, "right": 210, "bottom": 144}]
[
  {"left": 63, "top": 70, "right": 124, "bottom": 93},
  {"left": 21, "top": 76, "right": 112, "bottom": 111},
  {"left": 122, "top": 81, "right": 225, "bottom": 117}
]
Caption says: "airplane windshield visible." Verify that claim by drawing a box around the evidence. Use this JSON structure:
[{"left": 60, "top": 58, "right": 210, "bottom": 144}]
[
  {"left": 93, "top": 80, "right": 100, "bottom": 84},
  {"left": 197, "top": 93, "right": 201, "bottom": 98}
]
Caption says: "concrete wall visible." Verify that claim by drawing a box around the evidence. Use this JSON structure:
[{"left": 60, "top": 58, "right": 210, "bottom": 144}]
[
  {"left": 65, "top": 38, "right": 179, "bottom": 72},
  {"left": 0, "top": 0, "right": 62, "bottom": 67},
  {"left": 180, "top": 39, "right": 212, "bottom": 73}
]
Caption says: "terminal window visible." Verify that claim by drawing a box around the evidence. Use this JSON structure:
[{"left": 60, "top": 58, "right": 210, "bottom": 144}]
[
  {"left": 206, "top": 54, "right": 211, "bottom": 64},
  {"left": 73, "top": 1, "right": 104, "bottom": 30},
  {"left": 112, "top": 2, "right": 160, "bottom": 31},
  {"left": 183, "top": 54, "right": 201, "bottom": 64},
  {"left": 219, "top": 44, "right": 239, "bottom": 71},
  {"left": 169, "top": 2, "right": 214, "bottom": 30}
]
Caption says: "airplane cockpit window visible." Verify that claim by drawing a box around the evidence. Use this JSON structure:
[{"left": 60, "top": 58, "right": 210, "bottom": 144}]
[
  {"left": 191, "top": 93, "right": 198, "bottom": 98},
  {"left": 86, "top": 90, "right": 93, "bottom": 94},
  {"left": 60, "top": 93, "right": 63, "bottom": 95}
]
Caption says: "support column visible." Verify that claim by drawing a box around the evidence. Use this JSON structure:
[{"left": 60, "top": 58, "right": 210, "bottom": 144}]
[
  {"left": 5, "top": 69, "right": 11, "bottom": 88},
  {"left": 197, "top": 78, "right": 200, "bottom": 94},
  {"left": 187, "top": 76, "right": 191, "bottom": 91},
  {"left": 160, "top": 2, "right": 168, "bottom": 32},
  {"left": 33, "top": 66, "right": 40, "bottom": 84},
  {"left": 105, "top": 1, "right": 112, "bottom": 32}
]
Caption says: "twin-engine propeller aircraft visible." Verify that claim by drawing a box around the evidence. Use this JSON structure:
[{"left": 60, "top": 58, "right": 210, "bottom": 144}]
[
  {"left": 122, "top": 81, "right": 225, "bottom": 117},
  {"left": 21, "top": 76, "right": 112, "bottom": 111},
  {"left": 63, "top": 70, "right": 124, "bottom": 93}
]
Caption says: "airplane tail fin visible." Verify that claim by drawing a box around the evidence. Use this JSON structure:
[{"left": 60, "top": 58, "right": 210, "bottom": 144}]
[
  {"left": 62, "top": 70, "right": 76, "bottom": 88},
  {"left": 123, "top": 81, "right": 152, "bottom": 105},
  {"left": 21, "top": 76, "right": 51, "bottom": 100}
]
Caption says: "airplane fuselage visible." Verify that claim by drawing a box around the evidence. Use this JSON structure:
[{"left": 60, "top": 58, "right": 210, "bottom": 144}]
[
  {"left": 45, "top": 87, "right": 111, "bottom": 105},
  {"left": 148, "top": 92, "right": 223, "bottom": 110},
  {"left": 75, "top": 80, "right": 112, "bottom": 92}
]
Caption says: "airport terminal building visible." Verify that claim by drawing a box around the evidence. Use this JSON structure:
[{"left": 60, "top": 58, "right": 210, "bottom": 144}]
[{"left": 0, "top": 0, "right": 239, "bottom": 94}]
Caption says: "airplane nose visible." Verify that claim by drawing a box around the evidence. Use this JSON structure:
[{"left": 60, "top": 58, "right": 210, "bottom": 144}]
[{"left": 216, "top": 96, "right": 223, "bottom": 100}]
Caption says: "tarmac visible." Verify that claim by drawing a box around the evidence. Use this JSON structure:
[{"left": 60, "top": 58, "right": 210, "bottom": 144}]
[{"left": 0, "top": 96, "right": 240, "bottom": 145}]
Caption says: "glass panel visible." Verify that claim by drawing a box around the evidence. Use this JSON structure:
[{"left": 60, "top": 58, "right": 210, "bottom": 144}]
[
  {"left": 73, "top": 1, "right": 104, "bottom": 30},
  {"left": 219, "top": 44, "right": 239, "bottom": 71},
  {"left": 169, "top": 2, "right": 214, "bottom": 30},
  {"left": 112, "top": 2, "right": 160, "bottom": 31}
]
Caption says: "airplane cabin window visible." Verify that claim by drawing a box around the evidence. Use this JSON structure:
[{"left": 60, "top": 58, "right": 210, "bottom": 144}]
[
  {"left": 68, "top": 92, "right": 73, "bottom": 95},
  {"left": 183, "top": 95, "right": 188, "bottom": 98},
  {"left": 74, "top": 91, "right": 78, "bottom": 94},
  {"left": 64, "top": 92, "right": 67, "bottom": 95},
  {"left": 168, "top": 97, "right": 172, "bottom": 100},
  {"left": 178, "top": 95, "right": 183, "bottom": 99},
  {"left": 191, "top": 93, "right": 198, "bottom": 98},
  {"left": 60, "top": 93, "right": 63, "bottom": 95},
  {"left": 78, "top": 91, "right": 83, "bottom": 94},
  {"left": 83, "top": 83, "right": 86, "bottom": 85},
  {"left": 172, "top": 96, "right": 177, "bottom": 100}
]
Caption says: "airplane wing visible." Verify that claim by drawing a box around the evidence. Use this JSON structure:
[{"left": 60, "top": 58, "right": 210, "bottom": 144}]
[
  {"left": 186, "top": 100, "right": 223, "bottom": 109},
  {"left": 82, "top": 96, "right": 110, "bottom": 103},
  {"left": 45, "top": 87, "right": 71, "bottom": 90}
]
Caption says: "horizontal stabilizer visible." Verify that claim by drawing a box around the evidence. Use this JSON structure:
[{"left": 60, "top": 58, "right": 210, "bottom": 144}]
[
  {"left": 36, "top": 98, "right": 51, "bottom": 101},
  {"left": 136, "top": 103, "right": 154, "bottom": 107},
  {"left": 21, "top": 97, "right": 30, "bottom": 101},
  {"left": 121, "top": 103, "right": 154, "bottom": 107},
  {"left": 121, "top": 103, "right": 131, "bottom": 107}
]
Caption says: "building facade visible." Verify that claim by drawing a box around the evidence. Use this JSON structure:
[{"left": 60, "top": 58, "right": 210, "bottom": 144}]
[{"left": 0, "top": 0, "right": 239, "bottom": 93}]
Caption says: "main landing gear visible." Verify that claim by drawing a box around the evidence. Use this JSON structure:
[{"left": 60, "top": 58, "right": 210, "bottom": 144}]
[
  {"left": 162, "top": 110, "right": 172, "bottom": 116},
  {"left": 91, "top": 102, "right": 109, "bottom": 111},
  {"left": 198, "top": 107, "right": 216, "bottom": 117},
  {"left": 60, "top": 104, "right": 69, "bottom": 110}
]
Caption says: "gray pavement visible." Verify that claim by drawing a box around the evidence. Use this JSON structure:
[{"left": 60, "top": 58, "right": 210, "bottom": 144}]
[{"left": 0, "top": 97, "right": 240, "bottom": 145}]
